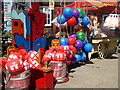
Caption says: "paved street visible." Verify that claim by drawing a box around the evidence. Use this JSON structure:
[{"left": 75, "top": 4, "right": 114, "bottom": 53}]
[{"left": 55, "top": 53, "right": 119, "bottom": 88}]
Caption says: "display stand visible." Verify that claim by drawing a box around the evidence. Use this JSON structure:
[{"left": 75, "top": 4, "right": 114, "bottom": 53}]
[{"left": 30, "top": 69, "right": 54, "bottom": 89}]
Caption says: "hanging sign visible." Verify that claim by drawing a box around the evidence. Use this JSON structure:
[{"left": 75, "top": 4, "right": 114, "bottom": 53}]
[
  {"left": 4, "top": 0, "right": 12, "bottom": 31},
  {"left": 49, "top": 0, "right": 54, "bottom": 10},
  {"left": 12, "top": 2, "right": 30, "bottom": 13}
]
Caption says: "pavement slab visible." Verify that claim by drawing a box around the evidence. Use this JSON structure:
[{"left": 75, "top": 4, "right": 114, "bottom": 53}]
[{"left": 55, "top": 54, "right": 118, "bottom": 88}]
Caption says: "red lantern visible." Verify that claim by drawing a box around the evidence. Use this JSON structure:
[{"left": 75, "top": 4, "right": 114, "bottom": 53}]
[
  {"left": 0, "top": 57, "right": 7, "bottom": 68},
  {"left": 67, "top": 16, "right": 76, "bottom": 26},
  {"left": 69, "top": 45, "right": 77, "bottom": 54},
  {"left": 28, "top": 51, "right": 38, "bottom": 60},
  {"left": 53, "top": 51, "right": 66, "bottom": 61},
  {"left": 27, "top": 57, "right": 41, "bottom": 70},
  {"left": 5, "top": 59, "right": 23, "bottom": 72},
  {"left": 8, "top": 52, "right": 22, "bottom": 61},
  {"left": 68, "top": 37, "right": 76, "bottom": 45},
  {"left": 19, "top": 49, "right": 27, "bottom": 61}
]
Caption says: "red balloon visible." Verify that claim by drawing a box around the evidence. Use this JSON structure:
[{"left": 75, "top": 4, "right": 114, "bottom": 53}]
[
  {"left": 69, "top": 45, "right": 77, "bottom": 54},
  {"left": 53, "top": 51, "right": 66, "bottom": 61},
  {"left": 27, "top": 8, "right": 34, "bottom": 15},
  {"left": 57, "top": 45, "right": 69, "bottom": 53},
  {"left": 8, "top": 52, "right": 22, "bottom": 61},
  {"left": 0, "top": 57, "right": 7, "bottom": 68},
  {"left": 67, "top": 16, "right": 76, "bottom": 26},
  {"left": 19, "top": 49, "right": 27, "bottom": 61},
  {"left": 5, "top": 59, "right": 23, "bottom": 72},
  {"left": 68, "top": 37, "right": 76, "bottom": 45},
  {"left": 27, "top": 57, "right": 41, "bottom": 70}
]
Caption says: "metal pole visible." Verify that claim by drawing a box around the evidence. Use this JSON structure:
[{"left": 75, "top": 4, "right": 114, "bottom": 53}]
[
  {"left": 59, "top": 0, "right": 63, "bottom": 38},
  {"left": 86, "top": 1, "right": 88, "bottom": 15},
  {"left": 30, "top": 2, "right": 32, "bottom": 50}
]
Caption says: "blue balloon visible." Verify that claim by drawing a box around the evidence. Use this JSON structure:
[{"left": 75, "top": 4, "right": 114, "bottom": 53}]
[
  {"left": 74, "top": 54, "right": 81, "bottom": 62},
  {"left": 82, "top": 37, "right": 87, "bottom": 45},
  {"left": 82, "top": 16, "right": 90, "bottom": 25},
  {"left": 84, "top": 43, "right": 92, "bottom": 52},
  {"left": 63, "top": 7, "right": 73, "bottom": 17},
  {"left": 79, "top": 52, "right": 86, "bottom": 61},
  {"left": 57, "top": 14, "right": 66, "bottom": 24},
  {"left": 60, "top": 37, "right": 68, "bottom": 45}
]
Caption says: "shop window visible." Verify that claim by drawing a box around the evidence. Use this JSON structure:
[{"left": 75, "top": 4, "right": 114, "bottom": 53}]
[
  {"left": 14, "top": 21, "right": 18, "bottom": 26},
  {"left": 40, "top": 7, "right": 53, "bottom": 27}
]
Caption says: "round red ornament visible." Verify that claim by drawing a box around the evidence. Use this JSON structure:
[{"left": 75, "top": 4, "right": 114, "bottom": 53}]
[
  {"left": 27, "top": 57, "right": 41, "bottom": 70},
  {"left": 5, "top": 59, "right": 23, "bottom": 72},
  {"left": 69, "top": 45, "right": 77, "bottom": 54},
  {"left": 67, "top": 16, "right": 76, "bottom": 26},
  {"left": 28, "top": 51, "right": 38, "bottom": 60},
  {"left": 19, "top": 49, "right": 27, "bottom": 61},
  {"left": 53, "top": 51, "right": 66, "bottom": 61},
  {"left": 68, "top": 37, "right": 76, "bottom": 45},
  {"left": 23, "top": 60, "right": 30, "bottom": 71},
  {"left": 8, "top": 52, "right": 22, "bottom": 61}
]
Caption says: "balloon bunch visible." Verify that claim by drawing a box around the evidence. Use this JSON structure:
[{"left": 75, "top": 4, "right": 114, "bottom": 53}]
[
  {"left": 59, "top": 31, "right": 93, "bottom": 63},
  {"left": 57, "top": 7, "right": 90, "bottom": 26},
  {"left": 0, "top": 49, "right": 42, "bottom": 73},
  {"left": 42, "top": 45, "right": 77, "bottom": 65}
]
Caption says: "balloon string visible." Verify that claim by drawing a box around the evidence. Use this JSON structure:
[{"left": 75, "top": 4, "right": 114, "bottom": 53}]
[
  {"left": 64, "top": 0, "right": 66, "bottom": 7},
  {"left": 66, "top": 25, "right": 69, "bottom": 37},
  {"left": 74, "top": 0, "right": 76, "bottom": 9}
]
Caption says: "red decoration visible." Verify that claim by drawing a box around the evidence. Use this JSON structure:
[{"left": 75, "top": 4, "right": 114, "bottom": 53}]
[
  {"left": 57, "top": 45, "right": 69, "bottom": 53},
  {"left": 67, "top": 16, "right": 76, "bottom": 26},
  {"left": 44, "top": 48, "right": 54, "bottom": 55},
  {"left": 42, "top": 54, "right": 52, "bottom": 62},
  {"left": 19, "top": 49, "right": 28, "bottom": 61},
  {"left": 68, "top": 37, "right": 76, "bottom": 45},
  {"left": 8, "top": 52, "right": 22, "bottom": 61},
  {"left": 69, "top": 45, "right": 77, "bottom": 54},
  {"left": 23, "top": 60, "right": 30, "bottom": 71},
  {"left": 28, "top": 51, "right": 38, "bottom": 60},
  {"left": 27, "top": 57, "right": 41, "bottom": 70},
  {"left": 53, "top": 51, "right": 66, "bottom": 61},
  {"left": 5, "top": 59, "right": 23, "bottom": 72}
]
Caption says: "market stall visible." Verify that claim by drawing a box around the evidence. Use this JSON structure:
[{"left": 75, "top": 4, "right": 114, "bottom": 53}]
[{"left": 0, "top": 1, "right": 119, "bottom": 89}]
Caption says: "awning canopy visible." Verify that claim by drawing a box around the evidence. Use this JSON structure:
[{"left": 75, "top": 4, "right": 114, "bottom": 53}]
[
  {"left": 56, "top": 1, "right": 118, "bottom": 15},
  {"left": 57, "top": 1, "right": 100, "bottom": 11}
]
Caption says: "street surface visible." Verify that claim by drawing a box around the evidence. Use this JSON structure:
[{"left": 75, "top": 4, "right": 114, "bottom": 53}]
[{"left": 55, "top": 52, "right": 119, "bottom": 88}]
